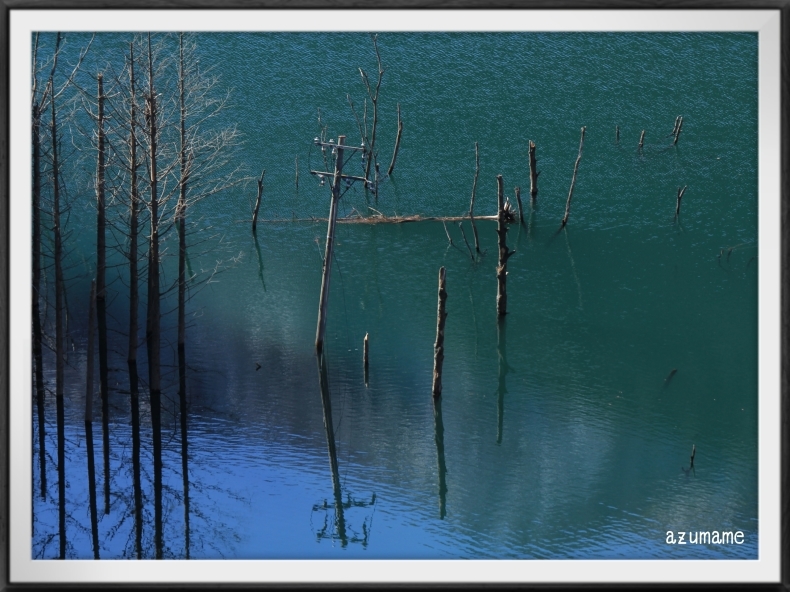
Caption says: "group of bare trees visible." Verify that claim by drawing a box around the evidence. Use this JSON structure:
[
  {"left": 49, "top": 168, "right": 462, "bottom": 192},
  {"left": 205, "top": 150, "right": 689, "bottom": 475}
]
[{"left": 31, "top": 32, "right": 240, "bottom": 559}]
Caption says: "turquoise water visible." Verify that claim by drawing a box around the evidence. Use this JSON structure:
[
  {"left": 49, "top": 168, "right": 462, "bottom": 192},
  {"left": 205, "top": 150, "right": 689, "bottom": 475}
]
[{"left": 31, "top": 31, "right": 758, "bottom": 559}]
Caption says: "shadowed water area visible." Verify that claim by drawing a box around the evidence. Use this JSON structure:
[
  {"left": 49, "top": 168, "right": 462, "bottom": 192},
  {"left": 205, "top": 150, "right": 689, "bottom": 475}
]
[{"left": 31, "top": 31, "right": 757, "bottom": 559}]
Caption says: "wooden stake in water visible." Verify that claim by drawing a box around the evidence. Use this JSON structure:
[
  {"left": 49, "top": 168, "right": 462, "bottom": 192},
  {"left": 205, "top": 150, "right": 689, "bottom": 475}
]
[
  {"left": 638, "top": 129, "right": 645, "bottom": 149},
  {"left": 528, "top": 140, "right": 539, "bottom": 199},
  {"left": 315, "top": 136, "right": 345, "bottom": 353},
  {"left": 616, "top": 125, "right": 620, "bottom": 143},
  {"left": 432, "top": 267, "right": 448, "bottom": 398}
]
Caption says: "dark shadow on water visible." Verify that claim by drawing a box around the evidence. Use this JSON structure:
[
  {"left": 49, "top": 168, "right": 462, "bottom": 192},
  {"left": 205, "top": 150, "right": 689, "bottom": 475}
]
[
  {"left": 316, "top": 352, "right": 348, "bottom": 547},
  {"left": 84, "top": 420, "right": 100, "bottom": 559},
  {"left": 496, "top": 316, "right": 512, "bottom": 446},
  {"left": 314, "top": 352, "right": 375, "bottom": 548},
  {"left": 129, "top": 358, "right": 144, "bottom": 559},
  {"left": 178, "top": 342, "right": 191, "bottom": 559},
  {"left": 433, "top": 398, "right": 447, "bottom": 519}
]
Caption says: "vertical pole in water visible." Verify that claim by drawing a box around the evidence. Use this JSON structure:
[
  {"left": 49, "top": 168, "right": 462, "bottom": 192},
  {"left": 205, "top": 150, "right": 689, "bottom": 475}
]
[
  {"left": 315, "top": 136, "right": 345, "bottom": 353},
  {"left": 638, "top": 129, "right": 645, "bottom": 150},
  {"left": 673, "top": 116, "right": 683, "bottom": 145},
  {"left": 432, "top": 267, "right": 447, "bottom": 398},
  {"left": 528, "top": 140, "right": 538, "bottom": 199},
  {"left": 363, "top": 332, "right": 369, "bottom": 386},
  {"left": 616, "top": 125, "right": 620, "bottom": 143},
  {"left": 84, "top": 281, "right": 99, "bottom": 558}
]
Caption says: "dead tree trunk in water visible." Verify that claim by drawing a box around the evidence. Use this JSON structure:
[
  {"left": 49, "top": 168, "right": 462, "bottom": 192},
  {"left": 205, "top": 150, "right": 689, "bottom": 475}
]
[
  {"left": 387, "top": 102, "right": 402, "bottom": 176},
  {"left": 432, "top": 267, "right": 447, "bottom": 398},
  {"left": 562, "top": 126, "right": 586, "bottom": 227},
  {"left": 49, "top": 32, "right": 66, "bottom": 559},
  {"left": 95, "top": 73, "right": 111, "bottom": 516},
  {"left": 315, "top": 136, "right": 345, "bottom": 353},
  {"left": 126, "top": 40, "right": 143, "bottom": 559},
  {"left": 468, "top": 142, "right": 481, "bottom": 253},
  {"left": 528, "top": 140, "right": 538, "bottom": 199},
  {"left": 496, "top": 176, "right": 515, "bottom": 316},
  {"left": 145, "top": 33, "right": 163, "bottom": 560},
  {"left": 251, "top": 170, "right": 265, "bottom": 233}
]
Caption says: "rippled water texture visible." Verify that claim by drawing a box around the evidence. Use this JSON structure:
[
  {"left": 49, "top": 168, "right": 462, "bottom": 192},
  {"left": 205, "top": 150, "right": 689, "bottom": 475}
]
[{"left": 32, "top": 32, "right": 757, "bottom": 559}]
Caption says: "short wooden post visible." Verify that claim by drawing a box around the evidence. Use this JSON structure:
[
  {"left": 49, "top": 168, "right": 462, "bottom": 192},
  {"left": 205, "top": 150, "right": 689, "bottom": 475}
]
[
  {"left": 252, "top": 170, "right": 265, "bottom": 232},
  {"left": 432, "top": 267, "right": 447, "bottom": 398},
  {"left": 295, "top": 156, "right": 299, "bottom": 190},
  {"left": 562, "top": 126, "right": 586, "bottom": 227},
  {"left": 315, "top": 137, "right": 345, "bottom": 353},
  {"left": 675, "top": 185, "right": 687, "bottom": 216},
  {"left": 528, "top": 140, "right": 538, "bottom": 199},
  {"left": 638, "top": 129, "right": 645, "bottom": 149},
  {"left": 615, "top": 125, "right": 620, "bottom": 142},
  {"left": 690, "top": 444, "right": 696, "bottom": 469}
]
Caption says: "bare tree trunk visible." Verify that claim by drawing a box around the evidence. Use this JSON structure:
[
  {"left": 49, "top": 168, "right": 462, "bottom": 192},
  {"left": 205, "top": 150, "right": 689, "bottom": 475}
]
[
  {"left": 496, "top": 175, "right": 515, "bottom": 316},
  {"left": 251, "top": 170, "right": 265, "bottom": 233},
  {"left": 562, "top": 126, "right": 586, "bottom": 227},
  {"left": 362, "top": 35, "right": 383, "bottom": 186},
  {"left": 126, "top": 41, "right": 143, "bottom": 559},
  {"left": 49, "top": 32, "right": 66, "bottom": 559},
  {"left": 468, "top": 142, "right": 480, "bottom": 253},
  {"left": 315, "top": 136, "right": 345, "bottom": 353},
  {"left": 145, "top": 34, "right": 163, "bottom": 560},
  {"left": 177, "top": 33, "right": 191, "bottom": 559},
  {"left": 387, "top": 102, "right": 402, "bottom": 176},
  {"left": 95, "top": 73, "right": 111, "bottom": 516},
  {"left": 32, "top": 102, "right": 46, "bottom": 498},
  {"left": 432, "top": 267, "right": 447, "bottom": 398}
]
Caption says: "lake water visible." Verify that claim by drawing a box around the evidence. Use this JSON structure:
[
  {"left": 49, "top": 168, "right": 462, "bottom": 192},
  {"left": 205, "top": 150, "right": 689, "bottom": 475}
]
[{"left": 31, "top": 31, "right": 758, "bottom": 560}]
